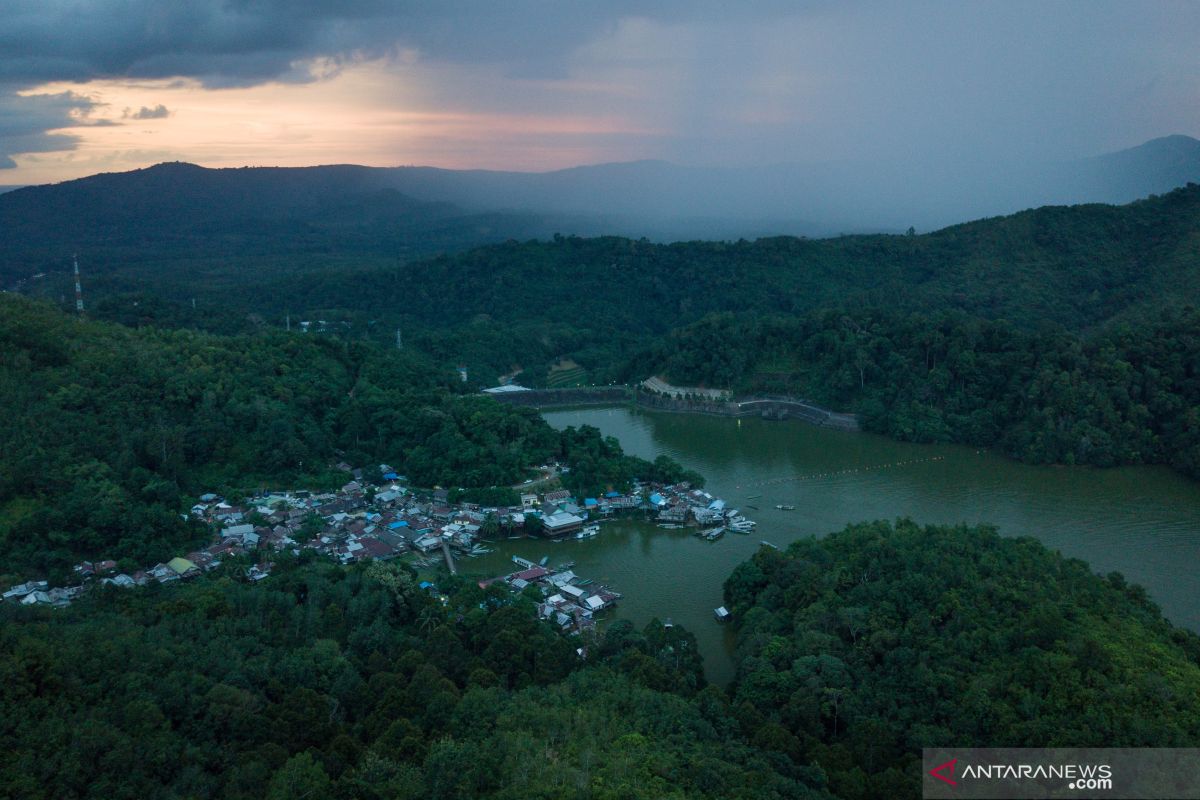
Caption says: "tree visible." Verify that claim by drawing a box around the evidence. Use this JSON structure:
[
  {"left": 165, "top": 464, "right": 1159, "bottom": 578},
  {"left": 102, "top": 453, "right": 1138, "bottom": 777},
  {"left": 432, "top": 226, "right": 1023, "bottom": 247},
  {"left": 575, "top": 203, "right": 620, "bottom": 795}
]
[{"left": 267, "top": 752, "right": 331, "bottom": 800}]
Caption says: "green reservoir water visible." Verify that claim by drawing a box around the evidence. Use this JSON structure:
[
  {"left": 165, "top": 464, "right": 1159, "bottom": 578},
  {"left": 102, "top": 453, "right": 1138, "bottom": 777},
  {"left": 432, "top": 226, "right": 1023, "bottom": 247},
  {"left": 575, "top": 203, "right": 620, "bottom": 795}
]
[{"left": 467, "top": 406, "right": 1200, "bottom": 686}]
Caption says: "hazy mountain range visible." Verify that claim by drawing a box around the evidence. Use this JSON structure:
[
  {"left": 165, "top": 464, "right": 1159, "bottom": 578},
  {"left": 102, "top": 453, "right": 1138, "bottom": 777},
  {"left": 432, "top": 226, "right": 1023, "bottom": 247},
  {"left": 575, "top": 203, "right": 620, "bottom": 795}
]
[
  {"left": 1, "top": 136, "right": 1197, "bottom": 269},
  {"left": 361, "top": 133, "right": 1200, "bottom": 234}
]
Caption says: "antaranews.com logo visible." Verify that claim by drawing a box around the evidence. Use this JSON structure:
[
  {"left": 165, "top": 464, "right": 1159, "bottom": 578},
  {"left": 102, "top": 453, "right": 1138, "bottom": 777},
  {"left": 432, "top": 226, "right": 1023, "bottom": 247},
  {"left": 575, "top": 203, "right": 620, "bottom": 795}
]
[
  {"left": 928, "top": 756, "right": 1112, "bottom": 792},
  {"left": 922, "top": 748, "right": 1200, "bottom": 799}
]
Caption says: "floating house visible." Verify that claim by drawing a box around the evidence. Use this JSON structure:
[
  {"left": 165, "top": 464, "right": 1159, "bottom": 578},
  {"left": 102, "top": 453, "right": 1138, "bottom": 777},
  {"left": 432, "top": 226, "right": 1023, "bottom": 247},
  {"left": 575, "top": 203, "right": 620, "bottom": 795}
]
[{"left": 541, "top": 511, "right": 585, "bottom": 537}]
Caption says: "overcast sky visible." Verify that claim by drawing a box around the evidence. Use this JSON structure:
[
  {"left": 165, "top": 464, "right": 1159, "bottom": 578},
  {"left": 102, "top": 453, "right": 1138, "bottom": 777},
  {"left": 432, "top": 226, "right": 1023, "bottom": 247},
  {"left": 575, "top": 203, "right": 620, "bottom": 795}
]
[{"left": 2, "top": 1, "right": 1199, "bottom": 184}]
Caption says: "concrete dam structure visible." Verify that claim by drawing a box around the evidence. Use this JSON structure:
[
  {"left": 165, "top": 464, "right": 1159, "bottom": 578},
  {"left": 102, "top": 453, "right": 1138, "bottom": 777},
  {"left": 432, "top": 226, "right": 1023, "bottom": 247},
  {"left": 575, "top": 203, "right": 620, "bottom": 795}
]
[{"left": 484, "top": 384, "right": 859, "bottom": 432}]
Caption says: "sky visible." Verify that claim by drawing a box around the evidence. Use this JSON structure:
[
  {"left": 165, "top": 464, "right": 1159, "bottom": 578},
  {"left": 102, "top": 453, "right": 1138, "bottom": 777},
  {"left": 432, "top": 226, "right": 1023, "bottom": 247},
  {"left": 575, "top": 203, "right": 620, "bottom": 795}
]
[{"left": 2, "top": 1, "right": 1199, "bottom": 185}]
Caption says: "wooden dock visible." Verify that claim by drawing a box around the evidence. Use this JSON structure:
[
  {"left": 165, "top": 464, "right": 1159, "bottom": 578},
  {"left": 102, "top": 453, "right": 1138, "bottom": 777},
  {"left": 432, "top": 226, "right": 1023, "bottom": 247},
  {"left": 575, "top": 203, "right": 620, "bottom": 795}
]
[{"left": 441, "top": 540, "right": 457, "bottom": 575}]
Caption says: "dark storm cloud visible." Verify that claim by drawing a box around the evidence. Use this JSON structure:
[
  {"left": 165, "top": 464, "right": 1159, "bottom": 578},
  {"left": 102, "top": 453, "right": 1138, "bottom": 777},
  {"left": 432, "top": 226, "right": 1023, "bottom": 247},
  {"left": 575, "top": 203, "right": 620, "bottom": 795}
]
[
  {"left": 0, "top": 1, "right": 650, "bottom": 166},
  {"left": 1, "top": 0, "right": 390, "bottom": 85},
  {"left": 0, "top": 1, "right": 750, "bottom": 86},
  {"left": 1, "top": 0, "right": 1198, "bottom": 201},
  {"left": 0, "top": 1, "right": 808, "bottom": 168},
  {"left": 0, "top": 90, "right": 97, "bottom": 168}
]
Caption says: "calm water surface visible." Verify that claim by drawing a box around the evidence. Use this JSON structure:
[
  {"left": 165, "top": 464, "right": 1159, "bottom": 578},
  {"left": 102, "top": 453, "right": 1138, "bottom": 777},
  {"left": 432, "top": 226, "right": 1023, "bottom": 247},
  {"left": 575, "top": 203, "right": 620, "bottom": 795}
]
[{"left": 467, "top": 406, "right": 1200, "bottom": 686}]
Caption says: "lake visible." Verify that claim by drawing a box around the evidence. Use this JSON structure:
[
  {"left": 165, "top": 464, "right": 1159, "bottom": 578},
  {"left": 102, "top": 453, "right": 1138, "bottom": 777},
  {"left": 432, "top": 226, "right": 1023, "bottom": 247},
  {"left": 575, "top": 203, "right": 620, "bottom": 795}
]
[{"left": 467, "top": 405, "right": 1200, "bottom": 686}]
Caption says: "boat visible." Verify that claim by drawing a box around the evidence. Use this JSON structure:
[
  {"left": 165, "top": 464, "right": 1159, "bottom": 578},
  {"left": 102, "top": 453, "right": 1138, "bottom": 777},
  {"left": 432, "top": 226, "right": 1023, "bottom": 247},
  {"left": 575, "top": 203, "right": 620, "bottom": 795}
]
[
  {"left": 575, "top": 525, "right": 600, "bottom": 540},
  {"left": 657, "top": 523, "right": 685, "bottom": 529},
  {"left": 539, "top": 556, "right": 549, "bottom": 566},
  {"left": 775, "top": 504, "right": 796, "bottom": 511},
  {"left": 714, "top": 606, "right": 731, "bottom": 622},
  {"left": 760, "top": 541, "right": 778, "bottom": 549},
  {"left": 745, "top": 504, "right": 759, "bottom": 510},
  {"left": 746, "top": 494, "right": 762, "bottom": 500},
  {"left": 705, "top": 527, "right": 725, "bottom": 541}
]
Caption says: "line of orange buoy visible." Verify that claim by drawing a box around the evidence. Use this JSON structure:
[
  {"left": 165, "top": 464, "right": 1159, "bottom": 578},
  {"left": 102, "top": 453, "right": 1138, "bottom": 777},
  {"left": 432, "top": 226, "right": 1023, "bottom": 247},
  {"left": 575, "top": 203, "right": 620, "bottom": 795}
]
[{"left": 736, "top": 456, "right": 946, "bottom": 490}]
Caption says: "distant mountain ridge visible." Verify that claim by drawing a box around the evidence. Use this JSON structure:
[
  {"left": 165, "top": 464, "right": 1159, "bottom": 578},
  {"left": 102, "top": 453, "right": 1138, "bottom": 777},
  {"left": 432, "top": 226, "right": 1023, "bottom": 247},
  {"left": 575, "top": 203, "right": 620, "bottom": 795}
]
[
  {"left": 4, "top": 134, "right": 1197, "bottom": 247},
  {"left": 2, "top": 134, "right": 1197, "bottom": 293},
  {"left": 1066, "top": 134, "right": 1200, "bottom": 201},
  {"left": 208, "top": 134, "right": 1200, "bottom": 232}
]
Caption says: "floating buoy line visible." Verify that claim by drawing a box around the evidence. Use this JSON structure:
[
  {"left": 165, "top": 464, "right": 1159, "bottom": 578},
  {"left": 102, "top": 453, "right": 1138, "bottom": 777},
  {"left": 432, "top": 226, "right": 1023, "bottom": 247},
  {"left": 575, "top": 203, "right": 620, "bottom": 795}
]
[{"left": 737, "top": 455, "right": 946, "bottom": 489}]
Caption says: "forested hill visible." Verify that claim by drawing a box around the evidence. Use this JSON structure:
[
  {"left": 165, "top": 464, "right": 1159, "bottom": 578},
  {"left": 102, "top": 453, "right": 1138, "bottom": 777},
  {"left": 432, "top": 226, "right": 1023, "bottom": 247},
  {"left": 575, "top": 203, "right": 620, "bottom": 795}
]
[
  {"left": 626, "top": 306, "right": 1200, "bottom": 477},
  {"left": 3, "top": 520, "right": 1197, "bottom": 798},
  {"left": 53, "top": 181, "right": 1186, "bottom": 391},
  {"left": 0, "top": 295, "right": 537, "bottom": 575},
  {"left": 8, "top": 168, "right": 1200, "bottom": 341},
  {"left": 724, "top": 520, "right": 1200, "bottom": 799},
  {"left": 1, "top": 559, "right": 829, "bottom": 800},
  {"left": 8, "top": 177, "right": 1200, "bottom": 481},
  {"left": 130, "top": 182, "right": 1200, "bottom": 336},
  {"left": 118, "top": 181, "right": 1188, "bottom": 369},
  {"left": 0, "top": 296, "right": 698, "bottom": 577},
  {"left": 0, "top": 162, "right": 561, "bottom": 287}
]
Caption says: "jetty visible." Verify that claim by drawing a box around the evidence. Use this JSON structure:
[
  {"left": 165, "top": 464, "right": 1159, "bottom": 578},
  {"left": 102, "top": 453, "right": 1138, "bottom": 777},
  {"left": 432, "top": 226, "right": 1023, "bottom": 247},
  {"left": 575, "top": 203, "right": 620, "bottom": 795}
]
[{"left": 440, "top": 539, "right": 457, "bottom": 575}]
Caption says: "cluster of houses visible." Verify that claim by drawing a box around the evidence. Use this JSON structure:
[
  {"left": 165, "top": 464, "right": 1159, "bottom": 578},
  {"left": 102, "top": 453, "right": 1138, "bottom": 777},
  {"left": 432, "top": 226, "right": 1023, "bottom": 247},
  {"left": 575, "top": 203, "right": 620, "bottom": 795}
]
[
  {"left": 4, "top": 460, "right": 740, "bottom": 620},
  {"left": 3, "top": 465, "right": 646, "bottom": 600},
  {"left": 3, "top": 580, "right": 80, "bottom": 608},
  {"left": 482, "top": 556, "right": 622, "bottom": 636},
  {"left": 647, "top": 486, "right": 757, "bottom": 537}
]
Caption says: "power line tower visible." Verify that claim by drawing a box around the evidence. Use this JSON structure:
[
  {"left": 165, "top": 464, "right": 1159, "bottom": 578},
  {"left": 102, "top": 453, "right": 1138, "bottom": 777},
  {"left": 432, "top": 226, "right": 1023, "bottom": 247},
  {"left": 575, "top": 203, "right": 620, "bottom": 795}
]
[{"left": 73, "top": 254, "right": 84, "bottom": 314}]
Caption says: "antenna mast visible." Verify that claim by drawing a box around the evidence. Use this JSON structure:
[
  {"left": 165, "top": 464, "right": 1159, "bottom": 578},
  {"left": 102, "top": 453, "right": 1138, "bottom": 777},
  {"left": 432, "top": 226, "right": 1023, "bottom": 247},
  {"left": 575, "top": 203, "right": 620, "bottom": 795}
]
[{"left": 73, "top": 254, "right": 84, "bottom": 314}]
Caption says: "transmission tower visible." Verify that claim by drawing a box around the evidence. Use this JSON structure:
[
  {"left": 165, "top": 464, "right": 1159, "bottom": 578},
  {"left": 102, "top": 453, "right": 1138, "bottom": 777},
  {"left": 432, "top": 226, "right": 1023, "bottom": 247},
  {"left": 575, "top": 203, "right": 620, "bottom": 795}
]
[{"left": 73, "top": 254, "right": 84, "bottom": 314}]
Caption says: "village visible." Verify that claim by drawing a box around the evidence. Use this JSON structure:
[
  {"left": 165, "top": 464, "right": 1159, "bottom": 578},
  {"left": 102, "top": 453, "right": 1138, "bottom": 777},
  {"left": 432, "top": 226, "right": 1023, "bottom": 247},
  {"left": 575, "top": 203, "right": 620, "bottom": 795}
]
[{"left": 3, "top": 460, "right": 753, "bottom": 635}]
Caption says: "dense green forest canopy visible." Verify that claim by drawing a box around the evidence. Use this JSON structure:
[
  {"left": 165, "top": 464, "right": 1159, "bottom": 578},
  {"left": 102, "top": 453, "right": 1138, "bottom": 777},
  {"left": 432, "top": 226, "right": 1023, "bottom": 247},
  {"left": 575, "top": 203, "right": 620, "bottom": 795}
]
[
  {"left": 12, "top": 184, "right": 1199, "bottom": 481},
  {"left": 0, "top": 557, "right": 827, "bottom": 800},
  {"left": 0, "top": 297, "right": 694, "bottom": 577},
  {"left": 17, "top": 183, "right": 1194, "bottom": 479},
  {"left": 4, "top": 521, "right": 1198, "bottom": 799},
  {"left": 271, "top": 182, "right": 1200, "bottom": 337},
  {"left": 723, "top": 519, "right": 1200, "bottom": 800},
  {"left": 17, "top": 183, "right": 1200, "bottom": 385},
  {"left": 627, "top": 306, "right": 1200, "bottom": 476}
]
